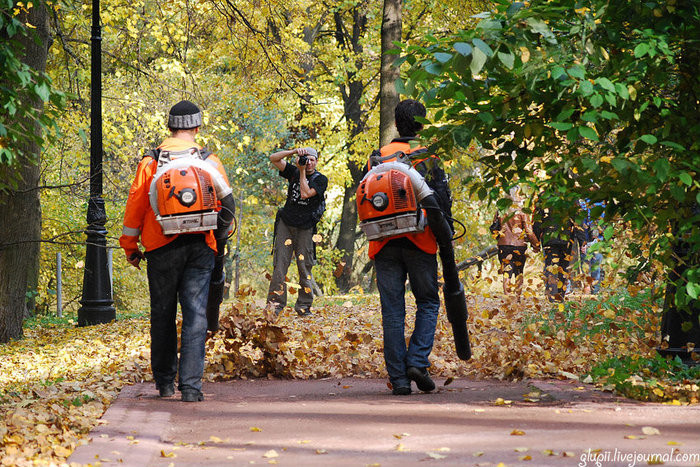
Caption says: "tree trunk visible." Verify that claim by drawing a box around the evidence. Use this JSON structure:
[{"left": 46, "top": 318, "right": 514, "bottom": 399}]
[
  {"left": 0, "top": 2, "right": 49, "bottom": 342},
  {"left": 379, "top": 0, "right": 402, "bottom": 147},
  {"left": 332, "top": 6, "right": 369, "bottom": 292}
]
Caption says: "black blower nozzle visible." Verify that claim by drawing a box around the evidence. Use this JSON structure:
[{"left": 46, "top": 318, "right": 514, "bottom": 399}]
[
  {"left": 423, "top": 194, "right": 472, "bottom": 361},
  {"left": 444, "top": 284, "right": 472, "bottom": 360}
]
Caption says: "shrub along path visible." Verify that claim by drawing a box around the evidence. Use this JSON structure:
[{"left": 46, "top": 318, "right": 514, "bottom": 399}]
[{"left": 68, "top": 377, "right": 700, "bottom": 467}]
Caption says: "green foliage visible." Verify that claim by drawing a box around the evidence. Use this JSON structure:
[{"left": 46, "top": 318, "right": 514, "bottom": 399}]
[
  {"left": 587, "top": 354, "right": 700, "bottom": 402},
  {"left": 401, "top": 0, "right": 700, "bottom": 308},
  {"left": 0, "top": 0, "right": 65, "bottom": 191},
  {"left": 526, "top": 288, "right": 661, "bottom": 342}
]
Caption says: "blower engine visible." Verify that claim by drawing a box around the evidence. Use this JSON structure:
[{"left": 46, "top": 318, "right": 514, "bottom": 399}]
[
  {"left": 356, "top": 161, "right": 472, "bottom": 360},
  {"left": 148, "top": 148, "right": 232, "bottom": 235},
  {"left": 357, "top": 165, "right": 429, "bottom": 240}
]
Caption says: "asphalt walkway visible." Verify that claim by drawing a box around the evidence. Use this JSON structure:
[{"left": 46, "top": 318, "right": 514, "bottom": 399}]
[{"left": 69, "top": 377, "right": 700, "bottom": 467}]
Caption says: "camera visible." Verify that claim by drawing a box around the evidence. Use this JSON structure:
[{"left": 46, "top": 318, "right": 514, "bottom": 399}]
[{"left": 298, "top": 155, "right": 308, "bottom": 166}]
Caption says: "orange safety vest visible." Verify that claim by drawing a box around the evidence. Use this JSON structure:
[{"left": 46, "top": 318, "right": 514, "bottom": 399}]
[
  {"left": 119, "top": 137, "right": 231, "bottom": 256},
  {"left": 367, "top": 141, "right": 438, "bottom": 259}
]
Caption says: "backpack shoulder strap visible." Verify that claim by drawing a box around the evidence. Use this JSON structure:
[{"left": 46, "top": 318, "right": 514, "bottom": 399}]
[
  {"left": 199, "top": 148, "right": 212, "bottom": 160},
  {"left": 369, "top": 150, "right": 411, "bottom": 169},
  {"left": 142, "top": 147, "right": 210, "bottom": 161},
  {"left": 142, "top": 148, "right": 161, "bottom": 161}
]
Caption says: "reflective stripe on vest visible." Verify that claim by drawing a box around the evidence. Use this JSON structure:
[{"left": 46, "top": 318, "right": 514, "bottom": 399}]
[{"left": 122, "top": 226, "right": 140, "bottom": 237}]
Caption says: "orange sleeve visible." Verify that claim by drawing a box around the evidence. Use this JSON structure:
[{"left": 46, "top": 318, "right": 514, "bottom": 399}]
[
  {"left": 119, "top": 157, "right": 155, "bottom": 255},
  {"left": 208, "top": 154, "right": 231, "bottom": 186}
]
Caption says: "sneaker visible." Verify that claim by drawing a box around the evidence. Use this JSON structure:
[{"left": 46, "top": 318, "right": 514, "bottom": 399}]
[
  {"left": 181, "top": 389, "right": 204, "bottom": 402},
  {"left": 157, "top": 383, "right": 175, "bottom": 398},
  {"left": 392, "top": 386, "right": 411, "bottom": 396},
  {"left": 407, "top": 366, "right": 435, "bottom": 392},
  {"left": 296, "top": 308, "right": 312, "bottom": 317}
]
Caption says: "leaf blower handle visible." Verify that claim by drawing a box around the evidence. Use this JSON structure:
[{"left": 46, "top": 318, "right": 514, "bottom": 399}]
[{"left": 423, "top": 194, "right": 472, "bottom": 361}]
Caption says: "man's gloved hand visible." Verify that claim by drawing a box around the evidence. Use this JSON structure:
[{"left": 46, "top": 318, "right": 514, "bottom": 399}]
[{"left": 127, "top": 250, "right": 146, "bottom": 270}]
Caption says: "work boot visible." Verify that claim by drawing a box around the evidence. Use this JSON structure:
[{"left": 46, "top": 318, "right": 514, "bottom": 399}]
[
  {"left": 157, "top": 383, "right": 175, "bottom": 397},
  {"left": 392, "top": 386, "right": 411, "bottom": 396},
  {"left": 407, "top": 366, "right": 435, "bottom": 392},
  {"left": 181, "top": 389, "right": 204, "bottom": 402}
]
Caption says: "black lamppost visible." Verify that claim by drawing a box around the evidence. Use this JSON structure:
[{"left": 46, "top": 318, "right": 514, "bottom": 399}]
[{"left": 78, "top": 0, "right": 115, "bottom": 326}]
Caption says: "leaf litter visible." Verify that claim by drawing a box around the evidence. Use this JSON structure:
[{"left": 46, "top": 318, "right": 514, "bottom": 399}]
[{"left": 0, "top": 289, "right": 694, "bottom": 466}]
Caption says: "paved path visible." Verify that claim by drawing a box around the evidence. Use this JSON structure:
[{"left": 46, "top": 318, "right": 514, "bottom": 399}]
[{"left": 69, "top": 378, "right": 700, "bottom": 467}]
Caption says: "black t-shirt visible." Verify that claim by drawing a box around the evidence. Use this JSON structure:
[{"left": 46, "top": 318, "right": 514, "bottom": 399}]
[{"left": 279, "top": 163, "right": 328, "bottom": 230}]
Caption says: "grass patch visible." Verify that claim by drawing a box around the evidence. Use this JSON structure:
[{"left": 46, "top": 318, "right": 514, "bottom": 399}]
[
  {"left": 586, "top": 354, "right": 700, "bottom": 403},
  {"left": 22, "top": 308, "right": 149, "bottom": 332},
  {"left": 523, "top": 287, "right": 661, "bottom": 342}
]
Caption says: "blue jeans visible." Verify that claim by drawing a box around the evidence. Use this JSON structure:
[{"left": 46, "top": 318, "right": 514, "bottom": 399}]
[
  {"left": 374, "top": 244, "right": 440, "bottom": 389},
  {"left": 146, "top": 235, "right": 214, "bottom": 392},
  {"left": 587, "top": 251, "right": 604, "bottom": 294}
]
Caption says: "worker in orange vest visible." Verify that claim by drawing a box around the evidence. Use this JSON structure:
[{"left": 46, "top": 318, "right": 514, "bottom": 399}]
[
  {"left": 367, "top": 99, "right": 454, "bottom": 395},
  {"left": 120, "top": 100, "right": 234, "bottom": 402}
]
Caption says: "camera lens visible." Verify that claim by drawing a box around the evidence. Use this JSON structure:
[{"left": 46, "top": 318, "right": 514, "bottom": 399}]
[{"left": 299, "top": 155, "right": 307, "bottom": 166}]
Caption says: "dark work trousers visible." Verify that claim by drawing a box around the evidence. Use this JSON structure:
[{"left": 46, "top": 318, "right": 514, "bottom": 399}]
[
  {"left": 266, "top": 218, "right": 315, "bottom": 312},
  {"left": 145, "top": 235, "right": 214, "bottom": 392}
]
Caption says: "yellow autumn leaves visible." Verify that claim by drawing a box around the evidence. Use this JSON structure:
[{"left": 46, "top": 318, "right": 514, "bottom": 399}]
[
  {"left": 0, "top": 289, "right": 688, "bottom": 466},
  {"left": 0, "top": 319, "right": 151, "bottom": 467}
]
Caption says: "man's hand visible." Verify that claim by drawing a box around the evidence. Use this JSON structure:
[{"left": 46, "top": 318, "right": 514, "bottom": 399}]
[
  {"left": 127, "top": 250, "right": 146, "bottom": 270},
  {"left": 295, "top": 147, "right": 310, "bottom": 170},
  {"left": 269, "top": 148, "right": 298, "bottom": 171}
]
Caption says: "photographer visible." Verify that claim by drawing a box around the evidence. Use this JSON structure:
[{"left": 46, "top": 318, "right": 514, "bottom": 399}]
[{"left": 266, "top": 147, "right": 328, "bottom": 316}]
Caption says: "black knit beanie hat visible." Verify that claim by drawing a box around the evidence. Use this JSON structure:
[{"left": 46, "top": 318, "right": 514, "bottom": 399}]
[{"left": 168, "top": 100, "right": 202, "bottom": 130}]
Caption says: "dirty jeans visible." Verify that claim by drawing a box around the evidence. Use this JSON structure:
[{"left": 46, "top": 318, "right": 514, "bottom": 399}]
[
  {"left": 267, "top": 218, "right": 315, "bottom": 312},
  {"left": 374, "top": 245, "right": 440, "bottom": 389},
  {"left": 543, "top": 240, "right": 571, "bottom": 302},
  {"left": 146, "top": 236, "right": 214, "bottom": 392}
]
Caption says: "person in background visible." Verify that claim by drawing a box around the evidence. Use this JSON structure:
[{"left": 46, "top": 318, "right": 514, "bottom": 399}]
[
  {"left": 581, "top": 200, "right": 606, "bottom": 294},
  {"left": 533, "top": 198, "right": 576, "bottom": 303},
  {"left": 266, "top": 147, "right": 328, "bottom": 317},
  {"left": 493, "top": 186, "right": 540, "bottom": 301}
]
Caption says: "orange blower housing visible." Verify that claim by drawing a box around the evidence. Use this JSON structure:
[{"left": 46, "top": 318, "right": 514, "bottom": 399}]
[
  {"left": 154, "top": 166, "right": 218, "bottom": 234},
  {"left": 356, "top": 168, "right": 426, "bottom": 241}
]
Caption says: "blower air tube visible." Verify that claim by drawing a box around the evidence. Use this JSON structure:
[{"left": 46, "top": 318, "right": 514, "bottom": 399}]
[
  {"left": 423, "top": 194, "right": 472, "bottom": 361},
  {"left": 215, "top": 194, "right": 236, "bottom": 241},
  {"left": 207, "top": 193, "right": 236, "bottom": 332}
]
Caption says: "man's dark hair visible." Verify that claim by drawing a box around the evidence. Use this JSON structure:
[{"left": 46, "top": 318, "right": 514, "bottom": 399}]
[{"left": 394, "top": 99, "right": 426, "bottom": 137}]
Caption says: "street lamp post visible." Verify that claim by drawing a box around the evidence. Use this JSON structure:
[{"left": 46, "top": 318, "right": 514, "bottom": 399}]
[{"left": 77, "top": 0, "right": 115, "bottom": 326}]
